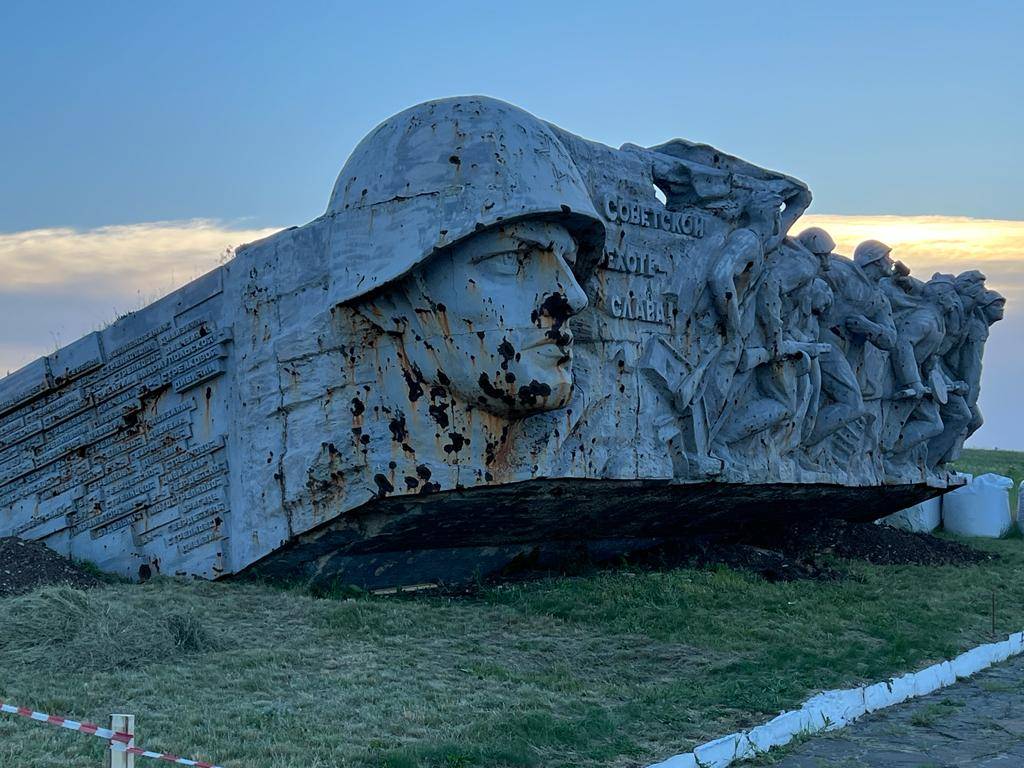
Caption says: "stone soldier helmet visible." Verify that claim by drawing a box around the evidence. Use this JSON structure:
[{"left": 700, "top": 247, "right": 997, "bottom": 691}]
[
  {"left": 923, "top": 273, "right": 960, "bottom": 302},
  {"left": 853, "top": 239, "right": 893, "bottom": 268},
  {"left": 323, "top": 96, "right": 606, "bottom": 305},
  {"left": 797, "top": 226, "right": 836, "bottom": 256},
  {"left": 977, "top": 288, "right": 1006, "bottom": 308},
  {"left": 925, "top": 273, "right": 965, "bottom": 329},
  {"left": 954, "top": 270, "right": 988, "bottom": 303},
  {"left": 956, "top": 269, "right": 987, "bottom": 286}
]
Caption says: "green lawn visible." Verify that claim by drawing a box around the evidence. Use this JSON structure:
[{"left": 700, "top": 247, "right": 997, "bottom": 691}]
[
  {"left": 954, "top": 448, "right": 1024, "bottom": 513},
  {"left": 2, "top": 533, "right": 1024, "bottom": 768},
  {"left": 1, "top": 451, "right": 1021, "bottom": 768}
]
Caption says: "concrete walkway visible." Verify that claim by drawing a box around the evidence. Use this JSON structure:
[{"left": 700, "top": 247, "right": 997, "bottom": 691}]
[{"left": 764, "top": 653, "right": 1024, "bottom": 767}]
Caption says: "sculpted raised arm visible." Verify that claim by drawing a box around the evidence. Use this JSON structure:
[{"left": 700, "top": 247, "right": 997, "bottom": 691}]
[{"left": 846, "top": 306, "right": 897, "bottom": 351}]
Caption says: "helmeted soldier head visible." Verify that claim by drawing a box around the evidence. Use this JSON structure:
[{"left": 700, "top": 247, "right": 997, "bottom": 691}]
[
  {"left": 797, "top": 226, "right": 837, "bottom": 271},
  {"left": 325, "top": 97, "right": 605, "bottom": 416},
  {"left": 797, "top": 227, "right": 836, "bottom": 256},
  {"left": 853, "top": 239, "right": 894, "bottom": 280},
  {"left": 925, "top": 273, "right": 964, "bottom": 335},
  {"left": 978, "top": 288, "right": 1006, "bottom": 325},
  {"left": 954, "top": 270, "right": 988, "bottom": 313}
]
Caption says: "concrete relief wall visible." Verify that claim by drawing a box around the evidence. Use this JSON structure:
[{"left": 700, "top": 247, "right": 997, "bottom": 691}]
[
  {"left": 0, "top": 269, "right": 233, "bottom": 578},
  {"left": 0, "top": 97, "right": 1005, "bottom": 583}
]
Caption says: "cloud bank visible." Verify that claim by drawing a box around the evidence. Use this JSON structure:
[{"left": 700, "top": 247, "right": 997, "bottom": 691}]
[
  {"left": 1, "top": 215, "right": 1021, "bottom": 449},
  {"left": 0, "top": 219, "right": 280, "bottom": 380},
  {"left": 0, "top": 219, "right": 280, "bottom": 297},
  {"left": 798, "top": 214, "right": 1022, "bottom": 451},
  {"left": 797, "top": 214, "right": 1024, "bottom": 303}
]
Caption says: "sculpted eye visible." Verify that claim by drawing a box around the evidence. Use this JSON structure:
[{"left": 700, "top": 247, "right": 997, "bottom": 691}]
[{"left": 478, "top": 250, "right": 521, "bottom": 275}]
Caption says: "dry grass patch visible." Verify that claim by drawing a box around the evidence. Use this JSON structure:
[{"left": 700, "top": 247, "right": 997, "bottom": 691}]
[{"left": 2, "top": 512, "right": 1024, "bottom": 766}]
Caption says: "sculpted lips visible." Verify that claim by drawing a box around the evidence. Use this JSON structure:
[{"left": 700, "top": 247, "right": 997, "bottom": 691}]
[
  {"left": 523, "top": 331, "right": 573, "bottom": 364},
  {"left": 523, "top": 329, "right": 572, "bottom": 350}
]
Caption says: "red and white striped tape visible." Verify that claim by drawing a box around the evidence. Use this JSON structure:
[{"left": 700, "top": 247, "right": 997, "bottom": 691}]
[
  {"left": 0, "top": 699, "right": 224, "bottom": 768},
  {"left": 0, "top": 700, "right": 132, "bottom": 744},
  {"left": 110, "top": 740, "right": 223, "bottom": 768}
]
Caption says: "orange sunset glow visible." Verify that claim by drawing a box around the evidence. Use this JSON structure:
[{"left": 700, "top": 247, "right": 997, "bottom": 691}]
[{"left": 0, "top": 214, "right": 1019, "bottom": 447}]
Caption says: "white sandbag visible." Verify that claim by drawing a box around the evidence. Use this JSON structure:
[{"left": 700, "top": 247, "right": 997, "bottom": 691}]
[
  {"left": 990, "top": 639, "right": 1013, "bottom": 664},
  {"left": 942, "top": 473, "right": 1013, "bottom": 538},
  {"left": 882, "top": 496, "right": 941, "bottom": 533}
]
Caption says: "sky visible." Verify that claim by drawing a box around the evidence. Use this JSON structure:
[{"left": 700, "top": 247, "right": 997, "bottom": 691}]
[{"left": 0, "top": 1, "right": 1021, "bottom": 448}]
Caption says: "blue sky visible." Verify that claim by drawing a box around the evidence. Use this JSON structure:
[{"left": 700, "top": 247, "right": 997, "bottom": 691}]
[
  {"left": 2, "top": 1, "right": 1021, "bottom": 229},
  {"left": 0, "top": 0, "right": 1021, "bottom": 448}
]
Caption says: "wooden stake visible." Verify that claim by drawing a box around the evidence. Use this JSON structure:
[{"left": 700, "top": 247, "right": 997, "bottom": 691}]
[{"left": 106, "top": 714, "right": 135, "bottom": 768}]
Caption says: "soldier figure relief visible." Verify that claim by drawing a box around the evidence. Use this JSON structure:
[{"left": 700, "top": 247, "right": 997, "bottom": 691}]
[{"left": 0, "top": 97, "right": 1006, "bottom": 585}]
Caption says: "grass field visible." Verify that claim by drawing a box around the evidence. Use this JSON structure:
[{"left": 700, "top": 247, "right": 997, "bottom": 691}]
[{"left": 1, "top": 450, "right": 1023, "bottom": 768}]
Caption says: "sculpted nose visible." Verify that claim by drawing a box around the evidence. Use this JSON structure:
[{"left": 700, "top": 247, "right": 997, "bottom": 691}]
[{"left": 555, "top": 253, "right": 588, "bottom": 315}]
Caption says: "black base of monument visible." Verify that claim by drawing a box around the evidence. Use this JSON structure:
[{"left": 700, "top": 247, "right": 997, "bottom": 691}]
[{"left": 245, "top": 479, "right": 946, "bottom": 589}]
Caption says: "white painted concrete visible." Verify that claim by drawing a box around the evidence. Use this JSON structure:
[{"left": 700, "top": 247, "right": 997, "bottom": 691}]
[{"left": 646, "top": 631, "right": 1024, "bottom": 768}]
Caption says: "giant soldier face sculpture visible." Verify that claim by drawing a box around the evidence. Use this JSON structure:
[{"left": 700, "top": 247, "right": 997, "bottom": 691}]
[
  {"left": 390, "top": 220, "right": 588, "bottom": 415},
  {"left": 324, "top": 97, "right": 603, "bottom": 421}
]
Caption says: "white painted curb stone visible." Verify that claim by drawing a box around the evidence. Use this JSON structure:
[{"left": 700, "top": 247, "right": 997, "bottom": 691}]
[
  {"left": 648, "top": 753, "right": 698, "bottom": 768},
  {"left": 803, "top": 687, "right": 867, "bottom": 731},
  {"left": 745, "top": 708, "right": 811, "bottom": 753},
  {"left": 693, "top": 733, "right": 752, "bottom": 768},
  {"left": 646, "top": 631, "right": 1024, "bottom": 768}
]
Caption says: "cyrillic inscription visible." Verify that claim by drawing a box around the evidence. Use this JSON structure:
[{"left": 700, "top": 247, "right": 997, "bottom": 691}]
[
  {"left": 602, "top": 195, "right": 705, "bottom": 237},
  {"left": 607, "top": 295, "right": 674, "bottom": 325}
]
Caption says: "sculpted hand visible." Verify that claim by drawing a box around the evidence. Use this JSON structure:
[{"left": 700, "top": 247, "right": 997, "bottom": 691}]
[
  {"left": 777, "top": 340, "right": 830, "bottom": 359},
  {"left": 804, "top": 342, "right": 832, "bottom": 358},
  {"left": 844, "top": 316, "right": 873, "bottom": 336},
  {"left": 895, "top": 381, "right": 928, "bottom": 399},
  {"left": 773, "top": 340, "right": 799, "bottom": 360}
]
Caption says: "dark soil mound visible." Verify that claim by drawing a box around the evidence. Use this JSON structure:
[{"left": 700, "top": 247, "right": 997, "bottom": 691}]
[
  {"left": 670, "top": 541, "right": 843, "bottom": 582},
  {"left": 0, "top": 538, "right": 102, "bottom": 597},
  {"left": 481, "top": 517, "right": 994, "bottom": 589},
  {"left": 632, "top": 517, "right": 993, "bottom": 583},
  {"left": 741, "top": 517, "right": 991, "bottom": 567}
]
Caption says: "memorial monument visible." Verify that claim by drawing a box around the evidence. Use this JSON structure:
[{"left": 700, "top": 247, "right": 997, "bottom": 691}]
[{"left": 0, "top": 97, "right": 1006, "bottom": 586}]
